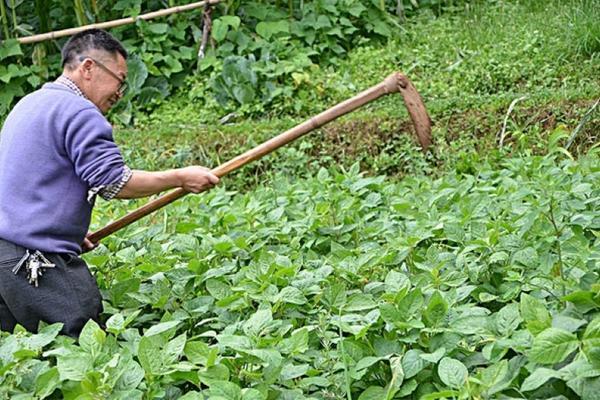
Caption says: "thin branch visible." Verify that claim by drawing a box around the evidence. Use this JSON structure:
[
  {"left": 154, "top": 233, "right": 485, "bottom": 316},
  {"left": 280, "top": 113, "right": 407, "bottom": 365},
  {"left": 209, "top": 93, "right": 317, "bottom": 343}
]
[
  {"left": 16, "top": 0, "right": 222, "bottom": 45},
  {"left": 198, "top": 3, "right": 213, "bottom": 60}
]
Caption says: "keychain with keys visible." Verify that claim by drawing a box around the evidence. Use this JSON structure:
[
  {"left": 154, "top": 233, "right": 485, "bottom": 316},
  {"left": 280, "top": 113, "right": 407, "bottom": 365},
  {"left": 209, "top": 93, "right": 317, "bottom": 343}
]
[{"left": 12, "top": 249, "right": 55, "bottom": 287}]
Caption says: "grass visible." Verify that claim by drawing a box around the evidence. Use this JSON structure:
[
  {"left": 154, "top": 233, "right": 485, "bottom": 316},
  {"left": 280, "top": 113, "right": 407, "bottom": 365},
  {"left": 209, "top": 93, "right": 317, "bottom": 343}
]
[{"left": 115, "top": 0, "right": 599, "bottom": 185}]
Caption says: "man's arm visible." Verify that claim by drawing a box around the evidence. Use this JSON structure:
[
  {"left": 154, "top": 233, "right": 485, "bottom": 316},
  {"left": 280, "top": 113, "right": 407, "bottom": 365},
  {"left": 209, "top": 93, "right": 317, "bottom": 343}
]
[{"left": 115, "top": 166, "right": 220, "bottom": 199}]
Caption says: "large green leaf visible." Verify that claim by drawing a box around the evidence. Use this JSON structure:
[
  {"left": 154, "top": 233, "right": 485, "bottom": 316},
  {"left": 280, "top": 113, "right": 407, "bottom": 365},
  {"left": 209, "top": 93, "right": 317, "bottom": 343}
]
[
  {"left": 520, "top": 293, "right": 552, "bottom": 334},
  {"left": 35, "top": 367, "right": 60, "bottom": 398},
  {"left": 530, "top": 328, "right": 579, "bottom": 364},
  {"left": 207, "top": 380, "right": 242, "bottom": 400},
  {"left": 144, "top": 321, "right": 180, "bottom": 337},
  {"left": 126, "top": 54, "right": 148, "bottom": 93},
  {"left": 521, "top": 368, "right": 562, "bottom": 391},
  {"left": 495, "top": 303, "right": 522, "bottom": 336},
  {"left": 437, "top": 357, "right": 468, "bottom": 389},
  {"left": 402, "top": 350, "right": 428, "bottom": 379},
  {"left": 137, "top": 336, "right": 164, "bottom": 375},
  {"left": 0, "top": 40, "right": 23, "bottom": 60},
  {"left": 358, "top": 386, "right": 386, "bottom": 400},
  {"left": 256, "top": 20, "right": 290, "bottom": 40},
  {"left": 583, "top": 317, "right": 600, "bottom": 368},
  {"left": 78, "top": 320, "right": 106, "bottom": 357},
  {"left": 56, "top": 352, "right": 94, "bottom": 381},
  {"left": 242, "top": 308, "right": 273, "bottom": 337},
  {"left": 424, "top": 291, "right": 448, "bottom": 327}
]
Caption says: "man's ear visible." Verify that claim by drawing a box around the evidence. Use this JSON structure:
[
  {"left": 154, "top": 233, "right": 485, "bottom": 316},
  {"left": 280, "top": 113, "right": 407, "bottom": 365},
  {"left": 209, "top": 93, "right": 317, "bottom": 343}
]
[{"left": 79, "top": 58, "right": 94, "bottom": 80}]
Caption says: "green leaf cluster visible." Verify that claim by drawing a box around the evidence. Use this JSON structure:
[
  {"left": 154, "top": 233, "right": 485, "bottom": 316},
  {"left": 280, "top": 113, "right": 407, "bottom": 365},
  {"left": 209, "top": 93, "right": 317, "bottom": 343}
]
[{"left": 2, "top": 150, "right": 598, "bottom": 398}]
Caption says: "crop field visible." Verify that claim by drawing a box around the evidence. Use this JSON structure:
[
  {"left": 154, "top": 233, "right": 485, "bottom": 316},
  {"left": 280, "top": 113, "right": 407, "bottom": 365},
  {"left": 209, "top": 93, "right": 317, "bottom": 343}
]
[
  {"left": 3, "top": 149, "right": 599, "bottom": 399},
  {"left": 1, "top": 0, "right": 599, "bottom": 399}
]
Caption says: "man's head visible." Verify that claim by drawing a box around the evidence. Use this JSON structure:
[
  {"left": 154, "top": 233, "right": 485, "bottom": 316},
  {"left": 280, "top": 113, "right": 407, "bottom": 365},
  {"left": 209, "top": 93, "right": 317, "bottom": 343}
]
[{"left": 61, "top": 29, "right": 128, "bottom": 114}]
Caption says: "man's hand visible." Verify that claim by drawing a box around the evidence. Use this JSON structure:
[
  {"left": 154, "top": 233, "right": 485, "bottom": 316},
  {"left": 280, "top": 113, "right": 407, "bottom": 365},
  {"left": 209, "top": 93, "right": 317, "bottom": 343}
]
[
  {"left": 116, "top": 166, "right": 220, "bottom": 199},
  {"left": 81, "top": 235, "right": 98, "bottom": 253},
  {"left": 175, "top": 166, "right": 220, "bottom": 193}
]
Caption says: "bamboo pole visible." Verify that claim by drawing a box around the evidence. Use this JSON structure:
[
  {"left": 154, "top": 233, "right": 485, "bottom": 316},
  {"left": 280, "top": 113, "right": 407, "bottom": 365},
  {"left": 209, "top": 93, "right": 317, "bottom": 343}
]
[
  {"left": 87, "top": 72, "right": 431, "bottom": 243},
  {"left": 16, "top": 0, "right": 222, "bottom": 45}
]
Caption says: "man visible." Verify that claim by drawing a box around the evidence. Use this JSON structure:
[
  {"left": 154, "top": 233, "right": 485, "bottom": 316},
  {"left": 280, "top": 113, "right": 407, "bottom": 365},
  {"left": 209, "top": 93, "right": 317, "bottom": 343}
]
[{"left": 0, "top": 29, "right": 219, "bottom": 337}]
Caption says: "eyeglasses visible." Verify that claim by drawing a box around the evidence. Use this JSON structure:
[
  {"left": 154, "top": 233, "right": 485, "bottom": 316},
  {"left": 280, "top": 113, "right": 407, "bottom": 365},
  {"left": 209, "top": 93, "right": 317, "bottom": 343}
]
[{"left": 79, "top": 56, "right": 128, "bottom": 95}]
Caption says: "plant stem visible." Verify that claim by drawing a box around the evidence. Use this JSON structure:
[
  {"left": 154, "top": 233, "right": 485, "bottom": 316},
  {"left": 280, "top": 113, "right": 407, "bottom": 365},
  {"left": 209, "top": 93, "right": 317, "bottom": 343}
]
[
  {"left": 547, "top": 200, "right": 564, "bottom": 280},
  {"left": 91, "top": 0, "right": 99, "bottom": 22},
  {"left": 34, "top": 0, "right": 49, "bottom": 33},
  {"left": 74, "top": 0, "right": 86, "bottom": 26},
  {"left": 9, "top": 0, "right": 17, "bottom": 35},
  {"left": 546, "top": 198, "right": 568, "bottom": 297},
  {"left": 338, "top": 321, "right": 353, "bottom": 400},
  {"left": 0, "top": 0, "right": 10, "bottom": 39}
]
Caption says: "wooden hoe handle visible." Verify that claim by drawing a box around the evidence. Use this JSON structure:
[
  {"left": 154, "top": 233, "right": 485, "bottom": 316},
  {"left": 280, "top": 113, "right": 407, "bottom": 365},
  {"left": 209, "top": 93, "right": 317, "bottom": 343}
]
[{"left": 87, "top": 72, "right": 431, "bottom": 243}]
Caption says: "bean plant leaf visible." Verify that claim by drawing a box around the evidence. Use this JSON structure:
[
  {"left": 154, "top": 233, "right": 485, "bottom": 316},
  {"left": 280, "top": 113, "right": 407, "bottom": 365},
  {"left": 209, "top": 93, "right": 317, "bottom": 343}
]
[
  {"left": 387, "top": 356, "right": 404, "bottom": 395},
  {"left": 358, "top": 386, "right": 386, "bottom": 400},
  {"left": 56, "top": 352, "right": 93, "bottom": 381},
  {"left": 421, "top": 347, "right": 446, "bottom": 363},
  {"left": 144, "top": 320, "right": 180, "bottom": 337},
  {"left": 403, "top": 349, "right": 428, "bottom": 379},
  {"left": 479, "top": 359, "right": 508, "bottom": 389},
  {"left": 106, "top": 313, "right": 125, "bottom": 334},
  {"left": 35, "top": 367, "right": 60, "bottom": 398},
  {"left": 241, "top": 388, "right": 265, "bottom": 400},
  {"left": 138, "top": 336, "right": 164, "bottom": 375},
  {"left": 438, "top": 357, "right": 468, "bottom": 388},
  {"left": 399, "top": 288, "right": 424, "bottom": 319},
  {"left": 26, "top": 323, "right": 62, "bottom": 350},
  {"left": 424, "top": 291, "right": 448, "bottom": 327},
  {"left": 384, "top": 270, "right": 410, "bottom": 293},
  {"left": 530, "top": 328, "right": 579, "bottom": 364},
  {"left": 351, "top": 356, "right": 384, "bottom": 380},
  {"left": 582, "top": 317, "right": 600, "bottom": 368},
  {"left": 495, "top": 303, "right": 522, "bottom": 336},
  {"left": 217, "top": 335, "right": 252, "bottom": 350},
  {"left": 521, "top": 368, "right": 562, "bottom": 391},
  {"left": 344, "top": 293, "right": 377, "bottom": 312},
  {"left": 278, "top": 328, "right": 309, "bottom": 355},
  {"left": 520, "top": 293, "right": 552, "bottom": 334},
  {"left": 207, "top": 380, "right": 242, "bottom": 399},
  {"left": 277, "top": 286, "right": 307, "bottom": 305},
  {"left": 78, "top": 319, "right": 106, "bottom": 356},
  {"left": 242, "top": 308, "right": 273, "bottom": 337},
  {"left": 115, "top": 359, "right": 145, "bottom": 391}
]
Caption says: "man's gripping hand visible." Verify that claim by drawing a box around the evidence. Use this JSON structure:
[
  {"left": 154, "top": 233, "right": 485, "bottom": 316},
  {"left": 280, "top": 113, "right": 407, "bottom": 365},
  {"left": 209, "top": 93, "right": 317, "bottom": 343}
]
[{"left": 175, "top": 166, "right": 220, "bottom": 193}]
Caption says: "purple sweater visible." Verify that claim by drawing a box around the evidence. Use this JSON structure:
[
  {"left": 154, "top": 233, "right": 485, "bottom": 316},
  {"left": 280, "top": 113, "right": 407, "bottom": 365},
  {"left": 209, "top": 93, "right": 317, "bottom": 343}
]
[{"left": 0, "top": 83, "right": 126, "bottom": 254}]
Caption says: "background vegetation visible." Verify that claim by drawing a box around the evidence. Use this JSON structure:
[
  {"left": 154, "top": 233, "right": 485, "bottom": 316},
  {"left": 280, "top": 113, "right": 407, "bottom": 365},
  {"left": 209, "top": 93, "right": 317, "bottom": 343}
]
[{"left": 0, "top": 0, "right": 599, "bottom": 399}]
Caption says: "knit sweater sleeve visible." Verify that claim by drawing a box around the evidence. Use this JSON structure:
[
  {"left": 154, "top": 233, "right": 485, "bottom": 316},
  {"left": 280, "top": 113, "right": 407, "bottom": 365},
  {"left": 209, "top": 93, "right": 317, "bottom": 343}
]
[{"left": 64, "top": 107, "right": 126, "bottom": 189}]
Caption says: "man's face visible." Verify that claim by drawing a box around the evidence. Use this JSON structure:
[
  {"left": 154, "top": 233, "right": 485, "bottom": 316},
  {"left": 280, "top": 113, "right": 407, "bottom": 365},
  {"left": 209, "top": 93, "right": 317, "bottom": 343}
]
[{"left": 85, "top": 53, "right": 128, "bottom": 114}]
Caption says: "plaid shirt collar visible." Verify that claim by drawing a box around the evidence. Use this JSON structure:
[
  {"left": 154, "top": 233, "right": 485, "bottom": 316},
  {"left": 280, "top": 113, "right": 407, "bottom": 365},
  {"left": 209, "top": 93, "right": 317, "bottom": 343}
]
[{"left": 55, "top": 75, "right": 89, "bottom": 100}]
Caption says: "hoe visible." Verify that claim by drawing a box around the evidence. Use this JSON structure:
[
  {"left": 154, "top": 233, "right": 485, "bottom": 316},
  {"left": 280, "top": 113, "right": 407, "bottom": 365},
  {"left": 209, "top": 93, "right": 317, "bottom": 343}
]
[{"left": 87, "top": 72, "right": 432, "bottom": 244}]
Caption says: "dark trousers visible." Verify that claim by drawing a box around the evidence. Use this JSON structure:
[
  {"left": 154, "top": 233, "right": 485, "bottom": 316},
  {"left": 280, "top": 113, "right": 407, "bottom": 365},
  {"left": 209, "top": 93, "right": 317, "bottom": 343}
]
[{"left": 0, "top": 238, "right": 102, "bottom": 337}]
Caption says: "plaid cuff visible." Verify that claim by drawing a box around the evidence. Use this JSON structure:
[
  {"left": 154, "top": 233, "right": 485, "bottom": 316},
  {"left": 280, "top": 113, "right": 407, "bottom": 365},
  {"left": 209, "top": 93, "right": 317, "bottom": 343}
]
[{"left": 87, "top": 166, "right": 133, "bottom": 203}]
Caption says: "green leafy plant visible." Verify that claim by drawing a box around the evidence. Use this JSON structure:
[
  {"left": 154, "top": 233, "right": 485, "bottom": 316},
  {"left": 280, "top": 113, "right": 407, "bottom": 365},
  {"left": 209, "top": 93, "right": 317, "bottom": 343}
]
[{"left": 2, "top": 148, "right": 598, "bottom": 398}]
